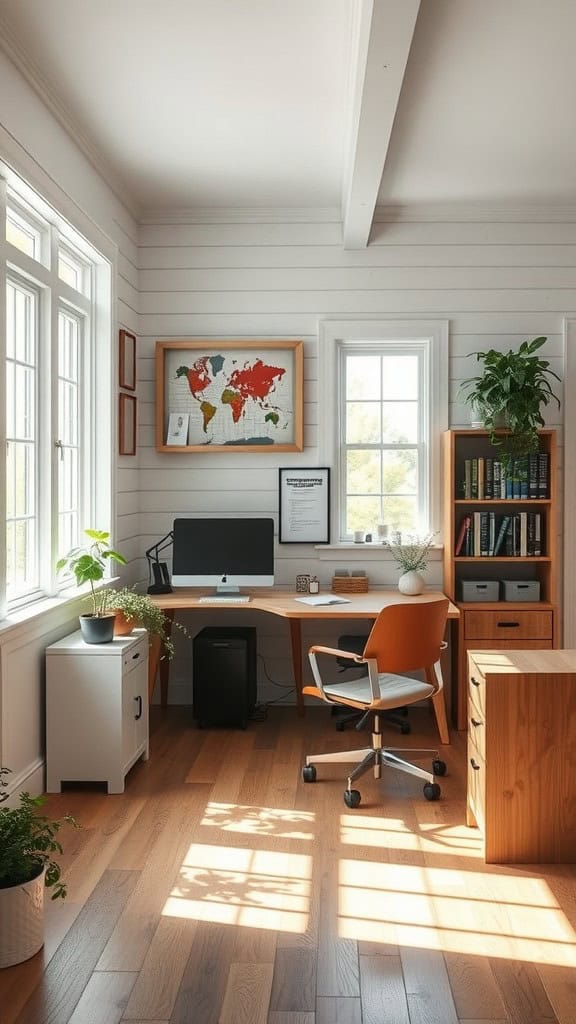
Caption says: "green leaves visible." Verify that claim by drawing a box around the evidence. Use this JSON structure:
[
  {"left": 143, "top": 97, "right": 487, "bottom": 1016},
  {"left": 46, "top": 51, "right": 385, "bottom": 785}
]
[
  {"left": 0, "top": 773, "right": 79, "bottom": 899},
  {"left": 56, "top": 529, "right": 127, "bottom": 616}
]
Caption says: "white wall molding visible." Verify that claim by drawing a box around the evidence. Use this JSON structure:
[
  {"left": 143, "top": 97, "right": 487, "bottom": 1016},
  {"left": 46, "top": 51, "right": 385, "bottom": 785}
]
[
  {"left": 139, "top": 207, "right": 342, "bottom": 226},
  {"left": 374, "top": 203, "right": 576, "bottom": 223}
]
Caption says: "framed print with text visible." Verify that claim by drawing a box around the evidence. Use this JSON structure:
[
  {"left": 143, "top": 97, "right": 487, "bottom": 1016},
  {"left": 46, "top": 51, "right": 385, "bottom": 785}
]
[
  {"left": 119, "top": 329, "right": 136, "bottom": 391},
  {"left": 155, "top": 339, "right": 304, "bottom": 452},
  {"left": 279, "top": 467, "right": 330, "bottom": 543},
  {"left": 119, "top": 393, "right": 137, "bottom": 455}
]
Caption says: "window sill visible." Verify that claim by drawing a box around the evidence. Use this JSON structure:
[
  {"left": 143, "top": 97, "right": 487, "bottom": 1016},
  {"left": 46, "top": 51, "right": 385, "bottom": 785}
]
[{"left": 314, "top": 544, "right": 443, "bottom": 561}]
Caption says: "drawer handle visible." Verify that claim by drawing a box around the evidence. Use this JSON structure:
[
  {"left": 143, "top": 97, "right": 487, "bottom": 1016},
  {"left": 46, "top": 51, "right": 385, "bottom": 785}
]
[
  {"left": 497, "top": 621, "right": 520, "bottom": 628},
  {"left": 470, "top": 717, "right": 483, "bottom": 728},
  {"left": 131, "top": 651, "right": 141, "bottom": 660},
  {"left": 470, "top": 758, "right": 481, "bottom": 771},
  {"left": 470, "top": 676, "right": 481, "bottom": 687},
  {"left": 134, "top": 695, "right": 143, "bottom": 720}
]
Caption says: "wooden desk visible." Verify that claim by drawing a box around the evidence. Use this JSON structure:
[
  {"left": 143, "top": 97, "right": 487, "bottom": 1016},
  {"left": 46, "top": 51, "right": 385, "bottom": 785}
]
[{"left": 150, "top": 589, "right": 459, "bottom": 718}]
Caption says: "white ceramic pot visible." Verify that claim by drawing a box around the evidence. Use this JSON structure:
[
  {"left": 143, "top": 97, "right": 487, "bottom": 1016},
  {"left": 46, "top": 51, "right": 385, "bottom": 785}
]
[
  {"left": 0, "top": 866, "right": 45, "bottom": 968},
  {"left": 398, "top": 570, "right": 425, "bottom": 596}
]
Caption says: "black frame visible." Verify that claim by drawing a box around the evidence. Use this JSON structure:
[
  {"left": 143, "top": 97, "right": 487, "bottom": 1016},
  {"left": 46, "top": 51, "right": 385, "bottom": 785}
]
[{"left": 278, "top": 467, "right": 330, "bottom": 544}]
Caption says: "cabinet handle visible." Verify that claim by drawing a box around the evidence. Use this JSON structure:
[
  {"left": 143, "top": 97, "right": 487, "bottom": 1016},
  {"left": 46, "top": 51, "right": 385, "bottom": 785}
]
[
  {"left": 470, "top": 758, "right": 481, "bottom": 771},
  {"left": 497, "top": 621, "right": 520, "bottom": 628},
  {"left": 132, "top": 652, "right": 141, "bottom": 661},
  {"left": 470, "top": 717, "right": 483, "bottom": 728},
  {"left": 470, "top": 676, "right": 481, "bottom": 687},
  {"left": 134, "top": 695, "right": 143, "bottom": 720}
]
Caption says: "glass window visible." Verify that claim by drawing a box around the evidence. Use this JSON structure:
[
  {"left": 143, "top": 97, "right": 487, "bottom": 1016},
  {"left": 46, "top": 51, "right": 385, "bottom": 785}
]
[{"left": 6, "top": 206, "right": 42, "bottom": 260}]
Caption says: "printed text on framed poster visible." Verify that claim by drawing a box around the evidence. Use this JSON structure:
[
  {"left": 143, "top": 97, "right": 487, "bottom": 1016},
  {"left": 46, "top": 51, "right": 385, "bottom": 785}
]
[{"left": 156, "top": 340, "right": 304, "bottom": 453}]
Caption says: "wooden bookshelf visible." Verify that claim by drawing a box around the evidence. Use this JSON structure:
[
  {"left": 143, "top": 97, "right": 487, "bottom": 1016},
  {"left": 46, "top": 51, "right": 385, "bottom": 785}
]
[{"left": 443, "top": 429, "right": 558, "bottom": 729}]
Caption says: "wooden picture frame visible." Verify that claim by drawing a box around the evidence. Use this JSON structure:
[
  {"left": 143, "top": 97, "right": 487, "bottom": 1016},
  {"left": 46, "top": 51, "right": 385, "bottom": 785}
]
[
  {"left": 119, "top": 393, "right": 137, "bottom": 455},
  {"left": 155, "top": 339, "right": 304, "bottom": 453},
  {"left": 279, "top": 467, "right": 330, "bottom": 543},
  {"left": 119, "top": 329, "right": 136, "bottom": 391}
]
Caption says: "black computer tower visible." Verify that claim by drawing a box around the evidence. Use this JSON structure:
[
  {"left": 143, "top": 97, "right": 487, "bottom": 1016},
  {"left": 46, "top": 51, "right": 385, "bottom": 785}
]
[{"left": 192, "top": 626, "right": 257, "bottom": 728}]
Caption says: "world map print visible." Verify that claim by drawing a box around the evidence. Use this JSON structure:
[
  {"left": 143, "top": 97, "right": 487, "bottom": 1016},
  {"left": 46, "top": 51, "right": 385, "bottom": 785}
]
[{"left": 166, "top": 348, "right": 295, "bottom": 446}]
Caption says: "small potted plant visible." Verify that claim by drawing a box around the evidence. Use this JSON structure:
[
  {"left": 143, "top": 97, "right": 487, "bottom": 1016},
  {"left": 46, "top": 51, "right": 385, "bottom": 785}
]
[
  {"left": 56, "top": 529, "right": 127, "bottom": 644},
  {"left": 0, "top": 768, "right": 78, "bottom": 968},
  {"left": 459, "top": 337, "right": 560, "bottom": 468},
  {"left": 385, "top": 533, "right": 436, "bottom": 595},
  {"left": 106, "top": 587, "right": 190, "bottom": 699}
]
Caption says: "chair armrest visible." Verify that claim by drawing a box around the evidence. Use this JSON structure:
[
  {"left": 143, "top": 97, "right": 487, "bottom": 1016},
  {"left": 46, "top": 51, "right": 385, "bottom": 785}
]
[{"left": 308, "top": 644, "right": 366, "bottom": 664}]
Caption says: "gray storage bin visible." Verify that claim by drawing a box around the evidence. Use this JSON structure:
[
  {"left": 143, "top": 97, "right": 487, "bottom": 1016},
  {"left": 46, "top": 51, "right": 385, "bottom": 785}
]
[
  {"left": 460, "top": 580, "right": 500, "bottom": 602},
  {"left": 502, "top": 580, "right": 540, "bottom": 602}
]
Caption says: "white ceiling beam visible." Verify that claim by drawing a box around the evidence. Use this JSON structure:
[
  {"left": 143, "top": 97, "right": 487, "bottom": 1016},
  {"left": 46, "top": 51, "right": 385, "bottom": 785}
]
[{"left": 342, "top": 0, "right": 421, "bottom": 249}]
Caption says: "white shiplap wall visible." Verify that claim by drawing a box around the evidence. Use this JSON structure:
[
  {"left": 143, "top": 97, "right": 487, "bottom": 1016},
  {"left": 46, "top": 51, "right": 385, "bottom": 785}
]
[{"left": 138, "top": 208, "right": 572, "bottom": 703}]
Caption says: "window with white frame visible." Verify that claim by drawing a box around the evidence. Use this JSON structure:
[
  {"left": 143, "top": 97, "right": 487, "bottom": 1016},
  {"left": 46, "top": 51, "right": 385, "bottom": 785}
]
[
  {"left": 319, "top": 321, "right": 449, "bottom": 543},
  {"left": 1, "top": 168, "right": 113, "bottom": 615}
]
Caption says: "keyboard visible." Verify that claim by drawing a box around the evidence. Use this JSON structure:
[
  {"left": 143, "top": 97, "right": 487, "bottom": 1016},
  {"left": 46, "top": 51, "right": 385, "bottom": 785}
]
[{"left": 198, "top": 595, "right": 252, "bottom": 604}]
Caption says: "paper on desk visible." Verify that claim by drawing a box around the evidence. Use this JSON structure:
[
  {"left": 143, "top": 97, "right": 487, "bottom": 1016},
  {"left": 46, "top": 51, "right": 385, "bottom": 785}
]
[{"left": 295, "top": 594, "right": 351, "bottom": 605}]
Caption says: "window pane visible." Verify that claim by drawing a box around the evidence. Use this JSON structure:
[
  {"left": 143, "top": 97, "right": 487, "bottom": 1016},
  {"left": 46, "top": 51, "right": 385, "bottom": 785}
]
[
  {"left": 382, "top": 496, "right": 418, "bottom": 534},
  {"left": 6, "top": 209, "right": 40, "bottom": 259},
  {"left": 57, "top": 309, "right": 82, "bottom": 555},
  {"left": 58, "top": 247, "right": 88, "bottom": 295},
  {"left": 382, "top": 402, "right": 418, "bottom": 443},
  {"left": 346, "top": 356, "right": 381, "bottom": 400},
  {"left": 382, "top": 355, "right": 418, "bottom": 400},
  {"left": 346, "top": 402, "right": 380, "bottom": 444},
  {"left": 382, "top": 449, "right": 418, "bottom": 494},
  {"left": 346, "top": 496, "right": 381, "bottom": 535},
  {"left": 347, "top": 450, "right": 381, "bottom": 495}
]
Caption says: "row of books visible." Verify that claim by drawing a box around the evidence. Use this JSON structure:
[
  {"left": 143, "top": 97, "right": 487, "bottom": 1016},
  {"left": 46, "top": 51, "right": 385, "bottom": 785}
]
[
  {"left": 455, "top": 511, "right": 543, "bottom": 557},
  {"left": 461, "top": 454, "right": 549, "bottom": 500}
]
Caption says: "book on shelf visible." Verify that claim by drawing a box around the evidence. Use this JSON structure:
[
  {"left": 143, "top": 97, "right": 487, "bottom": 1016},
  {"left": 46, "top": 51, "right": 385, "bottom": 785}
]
[
  {"left": 464, "top": 459, "right": 472, "bottom": 498},
  {"left": 528, "top": 453, "right": 539, "bottom": 499},
  {"left": 454, "top": 514, "right": 471, "bottom": 556},
  {"left": 478, "top": 457, "right": 485, "bottom": 500},
  {"left": 538, "top": 453, "right": 549, "bottom": 498},
  {"left": 493, "top": 514, "right": 511, "bottom": 556},
  {"left": 485, "top": 458, "right": 493, "bottom": 499},
  {"left": 471, "top": 460, "right": 478, "bottom": 499}
]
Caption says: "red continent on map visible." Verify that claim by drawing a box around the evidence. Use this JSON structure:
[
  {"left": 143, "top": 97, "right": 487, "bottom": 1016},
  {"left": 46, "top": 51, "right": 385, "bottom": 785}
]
[
  {"left": 227, "top": 360, "right": 285, "bottom": 402},
  {"left": 184, "top": 356, "right": 212, "bottom": 396}
]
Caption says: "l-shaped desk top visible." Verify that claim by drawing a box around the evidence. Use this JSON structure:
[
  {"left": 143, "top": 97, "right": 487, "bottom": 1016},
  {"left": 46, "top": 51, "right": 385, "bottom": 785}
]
[{"left": 150, "top": 589, "right": 459, "bottom": 717}]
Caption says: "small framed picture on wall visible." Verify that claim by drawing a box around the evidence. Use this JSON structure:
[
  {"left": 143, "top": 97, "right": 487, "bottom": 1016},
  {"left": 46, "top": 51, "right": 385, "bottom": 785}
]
[
  {"left": 119, "top": 329, "right": 136, "bottom": 391},
  {"left": 119, "top": 393, "right": 137, "bottom": 455}
]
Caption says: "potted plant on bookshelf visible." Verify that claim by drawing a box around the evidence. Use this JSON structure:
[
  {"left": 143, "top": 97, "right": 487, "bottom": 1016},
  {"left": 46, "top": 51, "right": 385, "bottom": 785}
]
[
  {"left": 459, "top": 337, "right": 560, "bottom": 468},
  {"left": 0, "top": 768, "right": 78, "bottom": 968},
  {"left": 56, "top": 529, "right": 127, "bottom": 644},
  {"left": 385, "top": 533, "right": 436, "bottom": 595}
]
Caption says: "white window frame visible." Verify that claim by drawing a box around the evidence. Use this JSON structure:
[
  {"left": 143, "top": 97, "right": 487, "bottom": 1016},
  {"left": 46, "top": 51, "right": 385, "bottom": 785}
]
[
  {"left": 0, "top": 164, "right": 114, "bottom": 618},
  {"left": 319, "top": 320, "right": 449, "bottom": 545}
]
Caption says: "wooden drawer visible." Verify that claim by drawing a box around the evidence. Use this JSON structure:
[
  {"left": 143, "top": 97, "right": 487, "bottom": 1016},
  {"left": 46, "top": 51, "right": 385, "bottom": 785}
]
[
  {"left": 468, "top": 704, "right": 486, "bottom": 760},
  {"left": 468, "top": 663, "right": 486, "bottom": 719},
  {"left": 467, "top": 734, "right": 485, "bottom": 833},
  {"left": 464, "top": 610, "right": 553, "bottom": 640}
]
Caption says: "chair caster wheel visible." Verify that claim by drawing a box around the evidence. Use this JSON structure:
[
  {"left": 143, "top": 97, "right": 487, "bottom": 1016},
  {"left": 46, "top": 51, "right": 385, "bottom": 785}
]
[
  {"left": 400, "top": 721, "right": 411, "bottom": 735},
  {"left": 344, "top": 789, "right": 361, "bottom": 808},
  {"left": 424, "top": 782, "right": 441, "bottom": 801},
  {"left": 302, "top": 765, "right": 317, "bottom": 783},
  {"left": 432, "top": 759, "right": 447, "bottom": 776}
]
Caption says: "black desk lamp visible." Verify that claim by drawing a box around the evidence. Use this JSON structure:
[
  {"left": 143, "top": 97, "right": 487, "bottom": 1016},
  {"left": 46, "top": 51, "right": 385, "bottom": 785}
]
[{"left": 145, "top": 531, "right": 174, "bottom": 594}]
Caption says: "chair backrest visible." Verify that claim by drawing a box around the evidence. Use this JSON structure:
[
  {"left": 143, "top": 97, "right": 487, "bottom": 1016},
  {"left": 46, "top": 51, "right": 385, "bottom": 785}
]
[{"left": 362, "top": 599, "right": 449, "bottom": 674}]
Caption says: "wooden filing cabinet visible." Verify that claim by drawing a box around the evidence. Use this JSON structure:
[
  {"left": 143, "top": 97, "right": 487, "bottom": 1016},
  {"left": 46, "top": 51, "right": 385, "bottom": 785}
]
[{"left": 466, "top": 649, "right": 576, "bottom": 863}]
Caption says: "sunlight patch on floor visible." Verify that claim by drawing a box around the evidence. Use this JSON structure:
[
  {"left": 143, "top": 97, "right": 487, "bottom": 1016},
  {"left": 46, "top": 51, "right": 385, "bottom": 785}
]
[
  {"left": 162, "top": 842, "right": 311, "bottom": 933},
  {"left": 201, "top": 801, "right": 315, "bottom": 840},
  {"left": 339, "top": 813, "right": 481, "bottom": 855},
  {"left": 337, "top": 858, "right": 576, "bottom": 965}
]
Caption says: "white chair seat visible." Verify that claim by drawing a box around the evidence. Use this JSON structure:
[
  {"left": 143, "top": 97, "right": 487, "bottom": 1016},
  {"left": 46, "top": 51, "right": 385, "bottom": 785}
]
[{"left": 323, "top": 672, "right": 435, "bottom": 710}]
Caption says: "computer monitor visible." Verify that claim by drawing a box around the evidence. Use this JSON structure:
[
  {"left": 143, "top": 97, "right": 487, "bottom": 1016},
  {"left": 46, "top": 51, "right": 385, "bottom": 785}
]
[{"left": 171, "top": 517, "right": 275, "bottom": 593}]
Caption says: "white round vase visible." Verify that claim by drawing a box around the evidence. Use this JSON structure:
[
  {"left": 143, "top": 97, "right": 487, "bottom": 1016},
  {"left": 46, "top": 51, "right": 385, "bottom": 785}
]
[{"left": 398, "top": 570, "right": 425, "bottom": 596}]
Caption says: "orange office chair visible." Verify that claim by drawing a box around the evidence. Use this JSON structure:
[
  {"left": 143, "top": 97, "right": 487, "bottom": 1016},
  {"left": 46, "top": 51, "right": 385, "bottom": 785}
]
[{"left": 301, "top": 598, "right": 450, "bottom": 808}]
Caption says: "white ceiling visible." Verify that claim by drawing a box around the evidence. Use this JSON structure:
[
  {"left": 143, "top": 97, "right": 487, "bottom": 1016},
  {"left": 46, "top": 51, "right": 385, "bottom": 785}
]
[{"left": 0, "top": 0, "right": 575, "bottom": 232}]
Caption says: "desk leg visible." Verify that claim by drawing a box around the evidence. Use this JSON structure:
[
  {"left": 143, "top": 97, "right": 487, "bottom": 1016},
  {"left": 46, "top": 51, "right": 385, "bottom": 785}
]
[
  {"left": 289, "top": 618, "right": 305, "bottom": 717},
  {"left": 160, "top": 609, "right": 175, "bottom": 708}
]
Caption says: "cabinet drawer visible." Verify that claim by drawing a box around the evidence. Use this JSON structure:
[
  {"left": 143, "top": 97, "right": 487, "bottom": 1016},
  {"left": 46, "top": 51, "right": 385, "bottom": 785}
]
[
  {"left": 123, "top": 635, "right": 148, "bottom": 674},
  {"left": 467, "top": 736, "right": 485, "bottom": 833},
  {"left": 468, "top": 665, "right": 486, "bottom": 719},
  {"left": 468, "top": 704, "right": 486, "bottom": 760},
  {"left": 464, "top": 610, "right": 553, "bottom": 640}
]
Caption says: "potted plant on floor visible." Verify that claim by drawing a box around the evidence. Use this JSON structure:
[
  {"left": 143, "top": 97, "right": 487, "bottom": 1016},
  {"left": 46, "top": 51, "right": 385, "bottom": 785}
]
[
  {"left": 459, "top": 337, "right": 561, "bottom": 469},
  {"left": 0, "top": 769, "right": 78, "bottom": 968},
  {"left": 56, "top": 529, "right": 127, "bottom": 644}
]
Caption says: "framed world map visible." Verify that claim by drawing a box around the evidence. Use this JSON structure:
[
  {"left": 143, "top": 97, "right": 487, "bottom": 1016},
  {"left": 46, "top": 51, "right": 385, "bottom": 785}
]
[{"left": 155, "top": 339, "right": 304, "bottom": 453}]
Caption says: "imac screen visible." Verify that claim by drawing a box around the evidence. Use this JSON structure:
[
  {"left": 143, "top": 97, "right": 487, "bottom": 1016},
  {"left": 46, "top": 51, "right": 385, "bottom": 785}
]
[{"left": 172, "top": 517, "right": 274, "bottom": 588}]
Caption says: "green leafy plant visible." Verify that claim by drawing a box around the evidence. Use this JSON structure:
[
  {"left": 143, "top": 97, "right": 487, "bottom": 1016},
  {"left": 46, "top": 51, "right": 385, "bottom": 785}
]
[
  {"left": 385, "top": 533, "right": 436, "bottom": 573},
  {"left": 56, "top": 529, "right": 127, "bottom": 617},
  {"left": 107, "top": 586, "right": 189, "bottom": 659},
  {"left": 459, "top": 337, "right": 560, "bottom": 466},
  {"left": 0, "top": 769, "right": 79, "bottom": 900}
]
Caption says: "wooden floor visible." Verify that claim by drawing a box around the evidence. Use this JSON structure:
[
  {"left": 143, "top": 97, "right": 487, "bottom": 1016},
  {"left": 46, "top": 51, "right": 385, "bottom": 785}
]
[{"left": 2, "top": 706, "right": 576, "bottom": 1024}]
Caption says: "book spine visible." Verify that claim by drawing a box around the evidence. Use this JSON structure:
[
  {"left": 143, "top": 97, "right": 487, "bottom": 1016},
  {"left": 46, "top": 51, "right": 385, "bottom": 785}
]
[
  {"left": 519, "top": 456, "right": 528, "bottom": 500},
  {"left": 493, "top": 460, "right": 501, "bottom": 499},
  {"left": 493, "top": 514, "right": 511, "bottom": 556},
  {"left": 519, "top": 511, "right": 528, "bottom": 557},
  {"left": 473, "top": 511, "right": 481, "bottom": 557},
  {"left": 485, "top": 458, "right": 493, "bottom": 500},
  {"left": 512, "top": 461, "right": 521, "bottom": 500},
  {"left": 478, "top": 457, "right": 485, "bottom": 501},
  {"left": 480, "top": 512, "right": 489, "bottom": 557},
  {"left": 454, "top": 514, "right": 470, "bottom": 556},
  {"left": 528, "top": 453, "right": 539, "bottom": 499},
  {"left": 464, "top": 459, "right": 472, "bottom": 499},
  {"left": 538, "top": 453, "right": 549, "bottom": 499},
  {"left": 533, "top": 512, "right": 542, "bottom": 556},
  {"left": 471, "top": 459, "right": 478, "bottom": 500}
]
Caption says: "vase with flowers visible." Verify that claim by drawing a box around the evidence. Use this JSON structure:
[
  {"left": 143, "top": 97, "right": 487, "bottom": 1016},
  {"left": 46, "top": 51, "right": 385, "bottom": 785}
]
[{"left": 385, "top": 533, "right": 436, "bottom": 595}]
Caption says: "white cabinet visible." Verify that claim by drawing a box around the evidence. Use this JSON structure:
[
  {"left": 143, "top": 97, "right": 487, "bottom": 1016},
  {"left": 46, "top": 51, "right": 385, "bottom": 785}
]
[{"left": 46, "top": 629, "right": 149, "bottom": 794}]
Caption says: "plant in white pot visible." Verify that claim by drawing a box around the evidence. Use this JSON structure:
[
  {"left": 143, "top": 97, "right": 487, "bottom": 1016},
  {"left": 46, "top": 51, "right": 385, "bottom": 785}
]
[
  {"left": 0, "top": 768, "right": 78, "bottom": 968},
  {"left": 57, "top": 529, "right": 127, "bottom": 644},
  {"left": 385, "top": 533, "right": 436, "bottom": 595}
]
